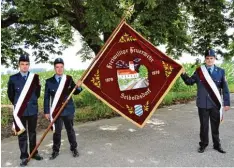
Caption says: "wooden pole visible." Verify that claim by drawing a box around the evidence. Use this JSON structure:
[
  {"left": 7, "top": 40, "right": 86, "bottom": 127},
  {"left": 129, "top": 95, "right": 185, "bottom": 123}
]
[{"left": 27, "top": 86, "right": 77, "bottom": 162}]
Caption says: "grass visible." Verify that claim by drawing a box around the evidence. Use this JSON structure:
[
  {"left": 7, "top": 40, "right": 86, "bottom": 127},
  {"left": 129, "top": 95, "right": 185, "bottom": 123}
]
[
  {"left": 229, "top": 83, "right": 234, "bottom": 93},
  {"left": 75, "top": 104, "right": 118, "bottom": 123},
  {"left": 1, "top": 62, "right": 233, "bottom": 126},
  {"left": 1, "top": 107, "right": 12, "bottom": 127},
  {"left": 161, "top": 91, "right": 197, "bottom": 106}
]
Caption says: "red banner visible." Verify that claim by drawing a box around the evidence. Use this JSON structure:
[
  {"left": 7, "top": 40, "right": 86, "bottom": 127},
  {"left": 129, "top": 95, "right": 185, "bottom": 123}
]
[{"left": 83, "top": 20, "right": 182, "bottom": 127}]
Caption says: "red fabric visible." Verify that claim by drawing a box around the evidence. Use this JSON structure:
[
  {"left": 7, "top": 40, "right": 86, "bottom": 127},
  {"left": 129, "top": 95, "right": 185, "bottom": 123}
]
[
  {"left": 196, "top": 67, "right": 221, "bottom": 109},
  {"left": 14, "top": 74, "right": 40, "bottom": 132},
  {"left": 52, "top": 75, "right": 72, "bottom": 119},
  {"left": 83, "top": 21, "right": 182, "bottom": 127}
]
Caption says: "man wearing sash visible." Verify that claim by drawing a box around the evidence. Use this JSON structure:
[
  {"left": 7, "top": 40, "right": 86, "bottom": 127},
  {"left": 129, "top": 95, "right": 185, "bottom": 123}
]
[
  {"left": 44, "top": 58, "right": 82, "bottom": 160},
  {"left": 7, "top": 55, "right": 43, "bottom": 166},
  {"left": 181, "top": 49, "right": 230, "bottom": 153}
]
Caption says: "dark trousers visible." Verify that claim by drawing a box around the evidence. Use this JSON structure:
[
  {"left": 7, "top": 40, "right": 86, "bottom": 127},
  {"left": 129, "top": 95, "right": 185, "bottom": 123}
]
[
  {"left": 198, "top": 108, "right": 221, "bottom": 148},
  {"left": 18, "top": 114, "right": 38, "bottom": 159},
  {"left": 53, "top": 115, "right": 77, "bottom": 152}
]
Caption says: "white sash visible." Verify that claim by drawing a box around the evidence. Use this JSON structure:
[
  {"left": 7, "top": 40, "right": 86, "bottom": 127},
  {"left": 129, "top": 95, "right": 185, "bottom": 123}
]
[
  {"left": 50, "top": 75, "right": 67, "bottom": 131},
  {"left": 200, "top": 65, "right": 223, "bottom": 121},
  {"left": 12, "top": 73, "right": 35, "bottom": 135}
]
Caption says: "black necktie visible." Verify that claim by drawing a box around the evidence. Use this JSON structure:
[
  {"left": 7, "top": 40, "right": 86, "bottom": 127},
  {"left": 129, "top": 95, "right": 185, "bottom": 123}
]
[
  {"left": 58, "top": 77, "right": 61, "bottom": 84},
  {"left": 208, "top": 68, "right": 212, "bottom": 75},
  {"left": 23, "top": 76, "right": 27, "bottom": 80}
]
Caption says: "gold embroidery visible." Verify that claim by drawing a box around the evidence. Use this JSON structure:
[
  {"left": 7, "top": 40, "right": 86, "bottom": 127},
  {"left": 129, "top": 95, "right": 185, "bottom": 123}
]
[
  {"left": 91, "top": 70, "right": 101, "bottom": 88},
  {"left": 143, "top": 101, "right": 149, "bottom": 111},
  {"left": 119, "top": 33, "right": 137, "bottom": 43},
  {"left": 162, "top": 61, "right": 173, "bottom": 77},
  {"left": 126, "top": 105, "right": 134, "bottom": 114}
]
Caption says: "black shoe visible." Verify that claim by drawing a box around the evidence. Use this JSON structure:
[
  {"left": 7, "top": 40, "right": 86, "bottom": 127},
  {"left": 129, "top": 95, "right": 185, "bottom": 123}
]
[
  {"left": 72, "top": 149, "right": 79, "bottom": 157},
  {"left": 198, "top": 146, "right": 206, "bottom": 153},
  {"left": 49, "top": 151, "right": 59, "bottom": 160},
  {"left": 20, "top": 158, "right": 28, "bottom": 167},
  {"left": 32, "top": 153, "right": 43, "bottom": 160},
  {"left": 214, "top": 147, "right": 226, "bottom": 153}
]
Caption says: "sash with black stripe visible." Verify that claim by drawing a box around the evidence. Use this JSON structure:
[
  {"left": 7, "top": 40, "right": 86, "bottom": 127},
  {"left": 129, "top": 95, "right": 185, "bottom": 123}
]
[
  {"left": 12, "top": 73, "right": 39, "bottom": 135},
  {"left": 196, "top": 65, "right": 223, "bottom": 122},
  {"left": 50, "top": 75, "right": 72, "bottom": 131}
]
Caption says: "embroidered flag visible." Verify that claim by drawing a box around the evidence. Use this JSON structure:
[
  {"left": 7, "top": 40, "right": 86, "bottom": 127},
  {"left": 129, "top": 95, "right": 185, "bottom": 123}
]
[{"left": 82, "top": 20, "right": 183, "bottom": 127}]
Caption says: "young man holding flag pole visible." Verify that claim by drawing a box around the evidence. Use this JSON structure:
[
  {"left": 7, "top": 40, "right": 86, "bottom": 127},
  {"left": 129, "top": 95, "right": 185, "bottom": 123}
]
[
  {"left": 27, "top": 17, "right": 126, "bottom": 165},
  {"left": 43, "top": 58, "right": 83, "bottom": 159}
]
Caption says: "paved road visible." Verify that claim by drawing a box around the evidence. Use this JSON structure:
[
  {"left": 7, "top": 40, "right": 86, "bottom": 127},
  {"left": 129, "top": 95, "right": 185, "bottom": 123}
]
[
  {"left": 1, "top": 94, "right": 234, "bottom": 167},
  {"left": 132, "top": 78, "right": 148, "bottom": 89}
]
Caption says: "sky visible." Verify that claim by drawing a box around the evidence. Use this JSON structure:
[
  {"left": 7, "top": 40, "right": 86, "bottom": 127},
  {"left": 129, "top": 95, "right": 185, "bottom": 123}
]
[
  {"left": 2, "top": 28, "right": 233, "bottom": 73},
  {"left": 26, "top": 32, "right": 92, "bottom": 71}
]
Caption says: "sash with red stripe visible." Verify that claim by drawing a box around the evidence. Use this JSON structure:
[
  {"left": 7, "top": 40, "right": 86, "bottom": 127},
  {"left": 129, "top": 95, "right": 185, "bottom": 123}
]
[
  {"left": 12, "top": 73, "right": 40, "bottom": 135},
  {"left": 196, "top": 65, "right": 223, "bottom": 122},
  {"left": 50, "top": 75, "right": 72, "bottom": 131}
]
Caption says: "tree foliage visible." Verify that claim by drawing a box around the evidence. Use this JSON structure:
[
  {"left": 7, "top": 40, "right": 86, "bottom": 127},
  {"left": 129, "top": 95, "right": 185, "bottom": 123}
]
[
  {"left": 139, "top": 65, "right": 148, "bottom": 78},
  {"left": 1, "top": 0, "right": 234, "bottom": 68}
]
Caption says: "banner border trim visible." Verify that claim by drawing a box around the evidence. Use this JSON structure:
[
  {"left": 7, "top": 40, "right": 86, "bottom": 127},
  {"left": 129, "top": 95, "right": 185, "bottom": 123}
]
[{"left": 82, "top": 20, "right": 183, "bottom": 128}]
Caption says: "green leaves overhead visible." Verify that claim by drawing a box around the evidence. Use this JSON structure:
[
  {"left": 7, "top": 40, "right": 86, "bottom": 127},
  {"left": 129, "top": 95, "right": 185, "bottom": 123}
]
[{"left": 1, "top": 0, "right": 234, "bottom": 68}]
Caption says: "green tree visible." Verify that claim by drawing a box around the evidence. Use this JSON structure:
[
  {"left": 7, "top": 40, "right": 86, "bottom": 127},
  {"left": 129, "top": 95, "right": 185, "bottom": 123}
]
[
  {"left": 1, "top": 0, "right": 234, "bottom": 68},
  {"left": 139, "top": 65, "right": 148, "bottom": 78}
]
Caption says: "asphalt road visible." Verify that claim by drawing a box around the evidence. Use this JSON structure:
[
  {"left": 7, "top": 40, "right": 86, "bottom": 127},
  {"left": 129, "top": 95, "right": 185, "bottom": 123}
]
[{"left": 1, "top": 94, "right": 234, "bottom": 167}]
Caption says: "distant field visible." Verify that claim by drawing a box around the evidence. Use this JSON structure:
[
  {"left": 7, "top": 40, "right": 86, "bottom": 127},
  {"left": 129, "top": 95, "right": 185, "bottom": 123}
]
[{"left": 1, "top": 63, "right": 233, "bottom": 126}]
